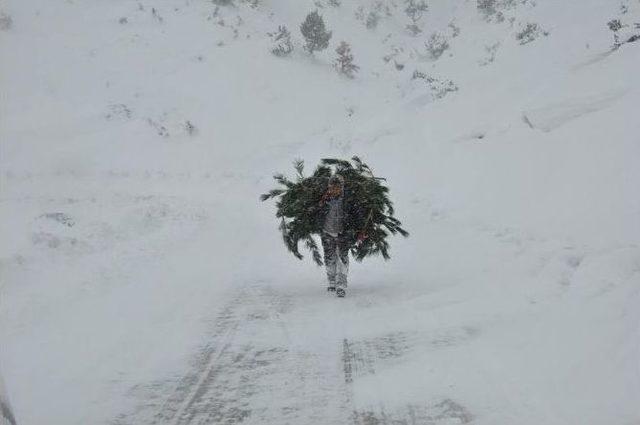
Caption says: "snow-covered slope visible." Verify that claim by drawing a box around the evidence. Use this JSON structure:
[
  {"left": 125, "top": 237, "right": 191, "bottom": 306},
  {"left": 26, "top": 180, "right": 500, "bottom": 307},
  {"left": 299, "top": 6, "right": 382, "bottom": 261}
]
[{"left": 1, "top": 1, "right": 639, "bottom": 424}]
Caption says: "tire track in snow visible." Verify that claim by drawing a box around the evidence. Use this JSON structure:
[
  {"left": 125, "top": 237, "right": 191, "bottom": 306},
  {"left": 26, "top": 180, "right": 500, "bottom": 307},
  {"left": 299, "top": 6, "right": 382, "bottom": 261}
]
[
  {"left": 342, "top": 328, "right": 477, "bottom": 424},
  {"left": 352, "top": 399, "right": 473, "bottom": 425},
  {"left": 146, "top": 287, "right": 249, "bottom": 424},
  {"left": 148, "top": 282, "right": 353, "bottom": 425},
  {"left": 117, "top": 282, "right": 477, "bottom": 424}
]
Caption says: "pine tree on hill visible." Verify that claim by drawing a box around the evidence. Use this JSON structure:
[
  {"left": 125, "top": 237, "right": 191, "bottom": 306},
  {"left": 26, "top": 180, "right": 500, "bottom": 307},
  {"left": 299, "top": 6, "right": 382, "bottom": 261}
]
[
  {"left": 269, "top": 25, "right": 294, "bottom": 57},
  {"left": 334, "top": 41, "right": 359, "bottom": 78},
  {"left": 300, "top": 10, "right": 332, "bottom": 54}
]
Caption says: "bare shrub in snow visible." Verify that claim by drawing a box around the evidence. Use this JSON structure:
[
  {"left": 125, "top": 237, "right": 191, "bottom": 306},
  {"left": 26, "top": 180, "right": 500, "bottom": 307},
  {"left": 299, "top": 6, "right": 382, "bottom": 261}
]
[
  {"left": 608, "top": 19, "right": 624, "bottom": 46},
  {"left": 478, "top": 0, "right": 536, "bottom": 23},
  {"left": 448, "top": 21, "right": 461, "bottom": 37},
  {"left": 477, "top": 0, "right": 497, "bottom": 20},
  {"left": 516, "top": 22, "right": 546, "bottom": 45},
  {"left": 405, "top": 0, "right": 428, "bottom": 23},
  {"left": 346, "top": 106, "right": 355, "bottom": 117},
  {"left": 608, "top": 19, "right": 640, "bottom": 47},
  {"left": 40, "top": 213, "right": 75, "bottom": 227},
  {"left": 212, "top": 0, "right": 234, "bottom": 5},
  {"left": 412, "top": 70, "right": 428, "bottom": 79},
  {"left": 151, "top": 7, "right": 163, "bottom": 23},
  {"left": 106, "top": 104, "right": 133, "bottom": 121},
  {"left": 0, "top": 12, "right": 13, "bottom": 30},
  {"left": 608, "top": 18, "right": 624, "bottom": 32},
  {"left": 383, "top": 45, "right": 404, "bottom": 65},
  {"left": 479, "top": 42, "right": 500, "bottom": 66},
  {"left": 184, "top": 120, "right": 197, "bottom": 136},
  {"left": 366, "top": 11, "right": 380, "bottom": 29},
  {"left": 412, "top": 71, "right": 458, "bottom": 99},
  {"left": 146, "top": 118, "right": 169, "bottom": 138},
  {"left": 425, "top": 32, "right": 450, "bottom": 59},
  {"left": 405, "top": 0, "right": 428, "bottom": 35},
  {"left": 300, "top": 10, "right": 332, "bottom": 54},
  {"left": 334, "top": 41, "right": 359, "bottom": 78},
  {"left": 355, "top": 3, "right": 392, "bottom": 31},
  {"left": 268, "top": 25, "right": 293, "bottom": 57},
  {"left": 406, "top": 23, "right": 422, "bottom": 36}
]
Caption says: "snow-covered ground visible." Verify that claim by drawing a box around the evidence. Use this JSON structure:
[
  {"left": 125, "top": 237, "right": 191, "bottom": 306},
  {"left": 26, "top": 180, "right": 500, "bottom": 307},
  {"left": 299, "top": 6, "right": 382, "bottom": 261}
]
[{"left": 1, "top": 0, "right": 639, "bottom": 424}]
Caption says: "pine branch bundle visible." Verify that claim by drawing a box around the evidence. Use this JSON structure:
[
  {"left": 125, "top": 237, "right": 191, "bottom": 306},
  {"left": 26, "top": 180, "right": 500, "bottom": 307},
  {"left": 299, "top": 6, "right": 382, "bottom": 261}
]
[{"left": 260, "top": 156, "right": 409, "bottom": 265}]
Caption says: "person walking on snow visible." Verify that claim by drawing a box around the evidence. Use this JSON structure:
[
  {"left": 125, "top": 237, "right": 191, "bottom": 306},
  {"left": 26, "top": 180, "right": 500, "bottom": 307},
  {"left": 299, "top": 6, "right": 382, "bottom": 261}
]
[{"left": 318, "top": 174, "right": 367, "bottom": 298}]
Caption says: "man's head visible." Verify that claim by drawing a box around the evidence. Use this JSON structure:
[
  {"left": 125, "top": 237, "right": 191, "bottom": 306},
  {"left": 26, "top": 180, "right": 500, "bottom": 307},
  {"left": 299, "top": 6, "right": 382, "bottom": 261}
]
[{"left": 327, "top": 174, "right": 344, "bottom": 196}]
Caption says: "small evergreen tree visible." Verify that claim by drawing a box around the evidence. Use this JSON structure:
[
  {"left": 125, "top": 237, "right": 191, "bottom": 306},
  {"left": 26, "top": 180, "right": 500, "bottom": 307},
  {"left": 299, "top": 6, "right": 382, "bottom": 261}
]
[
  {"left": 607, "top": 19, "right": 623, "bottom": 46},
  {"left": 405, "top": 0, "right": 428, "bottom": 23},
  {"left": 269, "top": 25, "right": 294, "bottom": 57},
  {"left": 425, "top": 32, "right": 449, "bottom": 59},
  {"left": 515, "top": 22, "right": 543, "bottom": 45},
  {"left": 405, "top": 0, "right": 428, "bottom": 35},
  {"left": 300, "top": 10, "right": 332, "bottom": 54},
  {"left": 477, "top": 0, "right": 497, "bottom": 20},
  {"left": 334, "top": 41, "right": 359, "bottom": 78},
  {"left": 366, "top": 11, "right": 380, "bottom": 29}
]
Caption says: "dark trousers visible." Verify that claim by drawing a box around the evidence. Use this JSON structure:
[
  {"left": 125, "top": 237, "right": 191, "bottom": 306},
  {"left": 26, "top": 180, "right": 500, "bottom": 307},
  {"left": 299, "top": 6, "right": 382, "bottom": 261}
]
[{"left": 321, "top": 231, "right": 349, "bottom": 288}]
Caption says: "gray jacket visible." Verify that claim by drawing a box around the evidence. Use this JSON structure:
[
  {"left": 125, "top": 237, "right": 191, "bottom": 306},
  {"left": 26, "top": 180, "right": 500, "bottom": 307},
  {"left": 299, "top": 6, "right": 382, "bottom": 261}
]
[{"left": 323, "top": 195, "right": 344, "bottom": 237}]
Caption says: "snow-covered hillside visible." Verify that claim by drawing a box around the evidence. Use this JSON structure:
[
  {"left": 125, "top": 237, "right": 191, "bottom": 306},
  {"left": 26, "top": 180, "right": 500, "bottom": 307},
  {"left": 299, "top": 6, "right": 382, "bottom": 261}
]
[{"left": 1, "top": 0, "right": 639, "bottom": 424}]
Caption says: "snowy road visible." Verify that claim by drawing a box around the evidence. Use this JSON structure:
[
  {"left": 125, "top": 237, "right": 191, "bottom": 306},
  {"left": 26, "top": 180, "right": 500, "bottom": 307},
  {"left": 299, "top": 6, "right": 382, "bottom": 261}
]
[
  {"left": 3, "top": 186, "right": 637, "bottom": 425},
  {"left": 113, "top": 281, "right": 474, "bottom": 425},
  {"left": 2, "top": 0, "right": 639, "bottom": 423}
]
